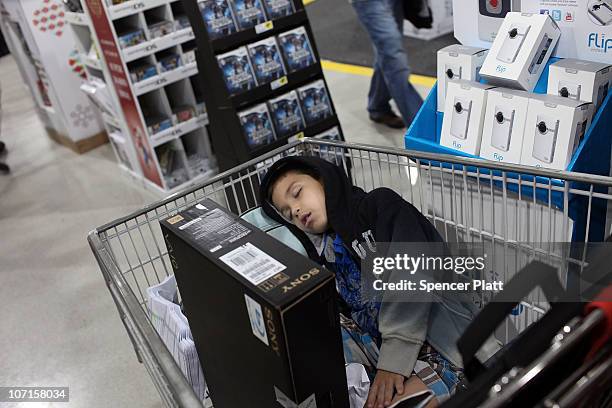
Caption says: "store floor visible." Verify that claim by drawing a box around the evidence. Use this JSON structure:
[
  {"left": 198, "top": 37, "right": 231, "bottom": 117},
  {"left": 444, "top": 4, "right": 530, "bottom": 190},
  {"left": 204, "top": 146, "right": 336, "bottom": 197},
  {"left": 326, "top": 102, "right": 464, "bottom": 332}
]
[{"left": 0, "top": 54, "right": 431, "bottom": 407}]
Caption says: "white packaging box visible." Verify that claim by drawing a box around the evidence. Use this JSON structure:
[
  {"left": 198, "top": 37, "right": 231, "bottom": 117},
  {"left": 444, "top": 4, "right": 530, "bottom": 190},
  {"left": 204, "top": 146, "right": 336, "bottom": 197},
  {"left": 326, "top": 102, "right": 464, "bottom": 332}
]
[
  {"left": 452, "top": 0, "right": 523, "bottom": 48},
  {"left": 404, "top": 0, "right": 453, "bottom": 41},
  {"left": 520, "top": 94, "right": 592, "bottom": 170},
  {"left": 521, "top": 0, "right": 612, "bottom": 64},
  {"left": 440, "top": 80, "right": 496, "bottom": 155},
  {"left": 480, "top": 88, "right": 530, "bottom": 163},
  {"left": 437, "top": 45, "right": 488, "bottom": 112},
  {"left": 480, "top": 12, "right": 560, "bottom": 91},
  {"left": 547, "top": 59, "right": 611, "bottom": 120}
]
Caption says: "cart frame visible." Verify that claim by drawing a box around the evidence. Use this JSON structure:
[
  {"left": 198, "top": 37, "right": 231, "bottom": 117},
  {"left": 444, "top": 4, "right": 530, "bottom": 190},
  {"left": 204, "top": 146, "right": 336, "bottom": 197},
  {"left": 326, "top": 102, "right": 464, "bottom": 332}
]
[{"left": 88, "top": 139, "right": 612, "bottom": 407}]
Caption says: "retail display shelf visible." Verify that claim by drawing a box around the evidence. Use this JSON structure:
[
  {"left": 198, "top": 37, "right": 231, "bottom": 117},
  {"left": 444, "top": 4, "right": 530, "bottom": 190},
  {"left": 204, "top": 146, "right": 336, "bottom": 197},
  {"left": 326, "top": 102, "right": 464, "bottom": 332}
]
[
  {"left": 102, "top": 112, "right": 121, "bottom": 128},
  {"left": 81, "top": 53, "right": 103, "bottom": 70},
  {"left": 123, "top": 28, "right": 194, "bottom": 63},
  {"left": 231, "top": 63, "right": 322, "bottom": 109},
  {"left": 248, "top": 116, "right": 339, "bottom": 159},
  {"left": 133, "top": 62, "right": 198, "bottom": 96},
  {"left": 150, "top": 114, "right": 209, "bottom": 147},
  {"left": 108, "top": 130, "right": 127, "bottom": 144},
  {"left": 108, "top": 0, "right": 168, "bottom": 21},
  {"left": 211, "top": 10, "right": 307, "bottom": 54},
  {"left": 65, "top": 11, "right": 89, "bottom": 26}
]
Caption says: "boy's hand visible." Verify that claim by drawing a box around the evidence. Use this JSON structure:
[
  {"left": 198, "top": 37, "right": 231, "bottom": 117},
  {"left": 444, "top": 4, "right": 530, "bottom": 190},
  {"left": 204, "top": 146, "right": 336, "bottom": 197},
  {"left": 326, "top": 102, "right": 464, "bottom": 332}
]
[{"left": 366, "top": 369, "right": 405, "bottom": 408}]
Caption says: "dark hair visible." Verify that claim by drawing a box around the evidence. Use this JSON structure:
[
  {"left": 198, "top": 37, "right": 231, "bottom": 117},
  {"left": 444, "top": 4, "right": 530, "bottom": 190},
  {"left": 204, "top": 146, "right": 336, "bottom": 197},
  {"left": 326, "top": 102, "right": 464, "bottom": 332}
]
[{"left": 265, "top": 162, "right": 321, "bottom": 202}]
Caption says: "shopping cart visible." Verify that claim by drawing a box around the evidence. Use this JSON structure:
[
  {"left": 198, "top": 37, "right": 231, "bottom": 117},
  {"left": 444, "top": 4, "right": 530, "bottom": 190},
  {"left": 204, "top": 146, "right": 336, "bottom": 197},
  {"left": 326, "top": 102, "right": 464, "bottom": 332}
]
[{"left": 88, "top": 139, "right": 612, "bottom": 407}]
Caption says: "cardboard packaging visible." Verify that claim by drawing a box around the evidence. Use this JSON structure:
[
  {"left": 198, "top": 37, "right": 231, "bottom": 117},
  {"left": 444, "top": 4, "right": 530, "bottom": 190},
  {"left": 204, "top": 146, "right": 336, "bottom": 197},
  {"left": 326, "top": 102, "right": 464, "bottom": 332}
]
[
  {"left": 440, "top": 80, "right": 495, "bottom": 155},
  {"left": 480, "top": 12, "right": 561, "bottom": 91},
  {"left": 437, "top": 45, "right": 488, "bottom": 112},
  {"left": 477, "top": 0, "right": 515, "bottom": 42},
  {"left": 404, "top": 0, "right": 454, "bottom": 41},
  {"left": 160, "top": 199, "right": 349, "bottom": 408},
  {"left": 547, "top": 59, "right": 611, "bottom": 120},
  {"left": 480, "top": 88, "right": 530, "bottom": 163},
  {"left": 452, "top": 0, "right": 522, "bottom": 48},
  {"left": 520, "top": 94, "right": 592, "bottom": 170},
  {"left": 521, "top": 0, "right": 612, "bottom": 64}
]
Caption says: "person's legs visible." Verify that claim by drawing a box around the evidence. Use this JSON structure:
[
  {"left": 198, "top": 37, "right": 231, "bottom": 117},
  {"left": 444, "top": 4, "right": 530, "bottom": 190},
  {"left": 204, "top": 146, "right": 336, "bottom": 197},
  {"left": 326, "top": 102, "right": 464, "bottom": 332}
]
[
  {"left": 368, "top": 51, "right": 392, "bottom": 117},
  {"left": 351, "top": 0, "right": 424, "bottom": 126}
]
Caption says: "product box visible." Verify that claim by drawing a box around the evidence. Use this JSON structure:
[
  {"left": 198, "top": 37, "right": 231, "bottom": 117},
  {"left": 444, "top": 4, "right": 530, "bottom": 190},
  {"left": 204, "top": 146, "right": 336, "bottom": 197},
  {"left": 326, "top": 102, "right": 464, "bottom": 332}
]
[
  {"left": 118, "top": 28, "right": 146, "bottom": 49},
  {"left": 278, "top": 27, "right": 317, "bottom": 73},
  {"left": 452, "top": 0, "right": 522, "bottom": 47},
  {"left": 148, "top": 20, "right": 175, "bottom": 39},
  {"left": 160, "top": 199, "right": 349, "bottom": 408},
  {"left": 238, "top": 103, "right": 276, "bottom": 149},
  {"left": 176, "top": 15, "right": 191, "bottom": 30},
  {"left": 183, "top": 49, "right": 197, "bottom": 65},
  {"left": 480, "top": 88, "right": 530, "bottom": 163},
  {"left": 146, "top": 116, "right": 174, "bottom": 135},
  {"left": 199, "top": 0, "right": 238, "bottom": 39},
  {"left": 403, "top": 0, "right": 453, "bottom": 41},
  {"left": 440, "top": 80, "right": 495, "bottom": 155},
  {"left": 230, "top": 0, "right": 268, "bottom": 30},
  {"left": 217, "top": 47, "right": 257, "bottom": 95},
  {"left": 547, "top": 59, "right": 611, "bottom": 119},
  {"left": 158, "top": 54, "right": 182, "bottom": 72},
  {"left": 436, "top": 45, "right": 488, "bottom": 112},
  {"left": 173, "top": 105, "right": 196, "bottom": 123},
  {"left": 262, "top": 0, "right": 295, "bottom": 19},
  {"left": 315, "top": 126, "right": 341, "bottom": 141},
  {"left": 247, "top": 37, "right": 286, "bottom": 85},
  {"left": 268, "top": 90, "right": 305, "bottom": 138},
  {"left": 521, "top": 0, "right": 612, "bottom": 64},
  {"left": 520, "top": 94, "right": 592, "bottom": 170},
  {"left": 297, "top": 80, "right": 333, "bottom": 125},
  {"left": 129, "top": 63, "right": 158, "bottom": 82},
  {"left": 480, "top": 13, "right": 561, "bottom": 91}
]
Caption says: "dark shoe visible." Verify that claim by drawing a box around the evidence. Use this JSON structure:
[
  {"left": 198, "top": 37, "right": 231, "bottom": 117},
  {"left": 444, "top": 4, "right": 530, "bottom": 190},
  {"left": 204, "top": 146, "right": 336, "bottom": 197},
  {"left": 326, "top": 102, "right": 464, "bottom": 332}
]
[
  {"left": 0, "top": 162, "right": 9, "bottom": 174},
  {"left": 369, "top": 111, "right": 406, "bottom": 129}
]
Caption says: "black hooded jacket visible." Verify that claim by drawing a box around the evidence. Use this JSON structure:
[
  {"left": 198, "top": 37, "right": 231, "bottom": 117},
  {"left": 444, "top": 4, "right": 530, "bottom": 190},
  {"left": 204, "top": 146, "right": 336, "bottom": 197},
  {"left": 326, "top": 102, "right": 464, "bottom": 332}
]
[
  {"left": 259, "top": 156, "right": 444, "bottom": 262},
  {"left": 258, "top": 156, "right": 485, "bottom": 376}
]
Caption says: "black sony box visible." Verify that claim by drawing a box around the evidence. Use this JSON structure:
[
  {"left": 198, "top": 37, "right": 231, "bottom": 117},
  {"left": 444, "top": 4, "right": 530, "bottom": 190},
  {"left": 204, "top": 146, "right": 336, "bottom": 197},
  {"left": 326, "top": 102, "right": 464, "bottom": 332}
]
[{"left": 160, "top": 199, "right": 349, "bottom": 407}]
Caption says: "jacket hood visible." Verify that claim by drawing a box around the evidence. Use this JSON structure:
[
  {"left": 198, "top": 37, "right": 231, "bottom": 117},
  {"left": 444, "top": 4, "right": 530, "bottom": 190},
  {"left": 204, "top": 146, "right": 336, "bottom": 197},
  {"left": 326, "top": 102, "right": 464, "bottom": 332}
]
[{"left": 259, "top": 156, "right": 365, "bottom": 258}]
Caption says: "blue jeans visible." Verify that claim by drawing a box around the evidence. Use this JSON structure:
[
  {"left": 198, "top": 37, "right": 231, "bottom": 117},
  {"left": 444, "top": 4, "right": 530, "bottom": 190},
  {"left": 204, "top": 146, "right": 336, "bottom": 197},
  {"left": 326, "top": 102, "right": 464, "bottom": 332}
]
[{"left": 351, "top": 0, "right": 423, "bottom": 125}]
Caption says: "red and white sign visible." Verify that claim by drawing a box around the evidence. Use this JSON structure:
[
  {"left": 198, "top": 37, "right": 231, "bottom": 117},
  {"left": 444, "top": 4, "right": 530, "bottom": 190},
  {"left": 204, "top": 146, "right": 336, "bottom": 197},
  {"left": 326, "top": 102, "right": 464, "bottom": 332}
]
[{"left": 84, "top": 0, "right": 163, "bottom": 188}]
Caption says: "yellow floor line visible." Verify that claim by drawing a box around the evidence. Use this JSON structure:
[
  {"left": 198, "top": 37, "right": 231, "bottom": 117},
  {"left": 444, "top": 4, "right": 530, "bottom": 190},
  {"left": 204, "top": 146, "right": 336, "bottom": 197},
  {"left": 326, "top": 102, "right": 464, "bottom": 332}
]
[
  {"left": 321, "top": 59, "right": 436, "bottom": 88},
  {"left": 303, "top": 0, "right": 316, "bottom": 5}
]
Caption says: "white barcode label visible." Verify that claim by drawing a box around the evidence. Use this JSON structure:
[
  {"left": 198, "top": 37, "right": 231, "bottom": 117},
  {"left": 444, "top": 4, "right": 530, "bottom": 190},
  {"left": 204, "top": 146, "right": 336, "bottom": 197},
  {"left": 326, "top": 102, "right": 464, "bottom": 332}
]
[{"left": 220, "top": 243, "right": 285, "bottom": 285}]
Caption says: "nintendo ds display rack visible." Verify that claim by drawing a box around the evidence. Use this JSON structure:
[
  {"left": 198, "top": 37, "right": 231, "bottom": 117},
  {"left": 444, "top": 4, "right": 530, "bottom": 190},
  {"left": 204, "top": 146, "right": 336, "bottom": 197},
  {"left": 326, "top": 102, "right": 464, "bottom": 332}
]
[
  {"left": 182, "top": 0, "right": 345, "bottom": 174},
  {"left": 76, "top": 0, "right": 217, "bottom": 193}
]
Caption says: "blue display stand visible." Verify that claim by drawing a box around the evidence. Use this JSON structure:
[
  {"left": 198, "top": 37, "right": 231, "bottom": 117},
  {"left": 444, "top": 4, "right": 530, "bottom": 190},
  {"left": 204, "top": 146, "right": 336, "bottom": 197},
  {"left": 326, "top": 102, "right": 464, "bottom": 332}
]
[{"left": 405, "top": 58, "right": 612, "bottom": 242}]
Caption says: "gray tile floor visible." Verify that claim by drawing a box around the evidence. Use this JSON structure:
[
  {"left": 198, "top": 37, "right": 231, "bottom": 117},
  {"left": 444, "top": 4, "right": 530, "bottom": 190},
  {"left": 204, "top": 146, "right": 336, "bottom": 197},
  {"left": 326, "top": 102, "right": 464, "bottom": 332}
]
[{"left": 0, "top": 54, "right": 430, "bottom": 407}]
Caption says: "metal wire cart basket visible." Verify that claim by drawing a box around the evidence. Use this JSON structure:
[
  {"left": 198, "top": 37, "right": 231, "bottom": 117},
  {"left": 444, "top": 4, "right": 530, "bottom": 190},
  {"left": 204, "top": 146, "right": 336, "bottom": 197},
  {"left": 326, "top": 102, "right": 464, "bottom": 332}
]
[{"left": 88, "top": 139, "right": 612, "bottom": 407}]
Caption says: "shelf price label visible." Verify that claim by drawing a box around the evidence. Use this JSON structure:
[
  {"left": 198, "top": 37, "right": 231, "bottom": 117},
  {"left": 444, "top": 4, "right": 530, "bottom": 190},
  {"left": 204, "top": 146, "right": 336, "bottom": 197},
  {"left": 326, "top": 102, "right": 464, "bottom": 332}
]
[
  {"left": 270, "top": 76, "right": 288, "bottom": 90},
  {"left": 255, "top": 21, "right": 274, "bottom": 34},
  {"left": 288, "top": 132, "right": 305, "bottom": 143}
]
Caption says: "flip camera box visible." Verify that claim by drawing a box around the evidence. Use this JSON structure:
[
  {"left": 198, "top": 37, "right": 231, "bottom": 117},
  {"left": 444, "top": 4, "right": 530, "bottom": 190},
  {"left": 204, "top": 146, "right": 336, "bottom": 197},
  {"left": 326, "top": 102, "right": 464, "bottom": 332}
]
[
  {"left": 547, "top": 59, "right": 611, "bottom": 120},
  {"left": 480, "top": 12, "right": 560, "bottom": 91},
  {"left": 520, "top": 94, "right": 592, "bottom": 170},
  {"left": 161, "top": 199, "right": 349, "bottom": 408},
  {"left": 440, "top": 80, "right": 496, "bottom": 155},
  {"left": 437, "top": 45, "right": 488, "bottom": 112},
  {"left": 521, "top": 0, "right": 612, "bottom": 64},
  {"left": 480, "top": 88, "right": 530, "bottom": 164},
  {"left": 452, "top": 0, "right": 522, "bottom": 48}
]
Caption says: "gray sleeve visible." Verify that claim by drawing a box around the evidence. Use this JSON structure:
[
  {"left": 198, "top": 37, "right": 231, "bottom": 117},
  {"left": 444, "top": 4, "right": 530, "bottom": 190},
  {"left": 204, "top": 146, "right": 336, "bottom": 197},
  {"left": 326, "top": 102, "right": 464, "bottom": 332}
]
[{"left": 376, "top": 298, "right": 431, "bottom": 377}]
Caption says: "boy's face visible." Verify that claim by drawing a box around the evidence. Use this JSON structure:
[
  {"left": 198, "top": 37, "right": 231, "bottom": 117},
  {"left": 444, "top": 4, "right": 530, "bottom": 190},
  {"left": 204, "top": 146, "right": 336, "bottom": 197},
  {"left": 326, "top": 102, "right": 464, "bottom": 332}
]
[{"left": 270, "top": 171, "right": 328, "bottom": 234}]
